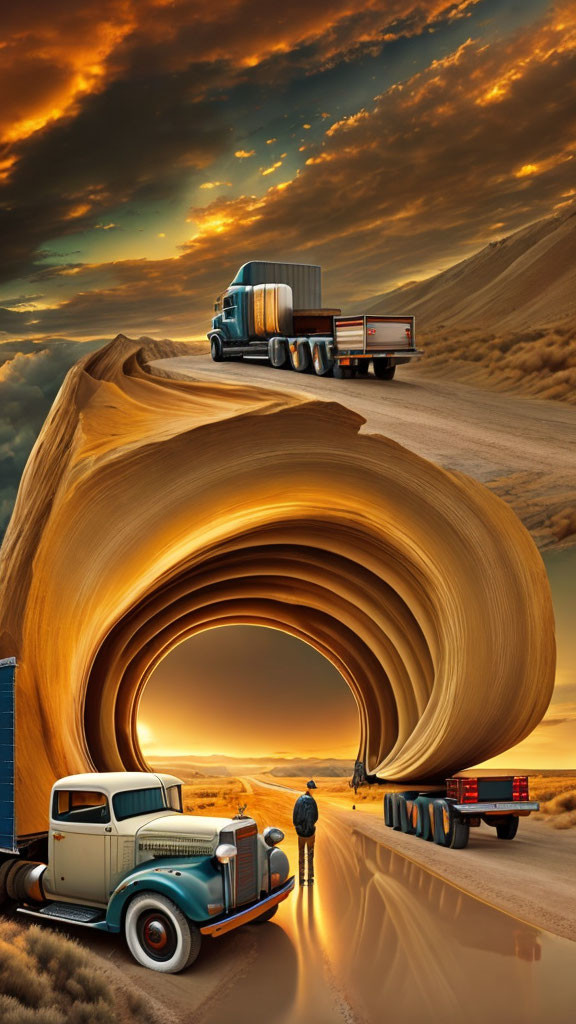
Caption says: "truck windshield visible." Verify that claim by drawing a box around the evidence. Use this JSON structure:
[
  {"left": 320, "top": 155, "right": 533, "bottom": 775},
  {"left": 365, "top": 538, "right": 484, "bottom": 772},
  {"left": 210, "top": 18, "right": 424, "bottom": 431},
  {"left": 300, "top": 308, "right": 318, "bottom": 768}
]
[{"left": 112, "top": 787, "right": 166, "bottom": 821}]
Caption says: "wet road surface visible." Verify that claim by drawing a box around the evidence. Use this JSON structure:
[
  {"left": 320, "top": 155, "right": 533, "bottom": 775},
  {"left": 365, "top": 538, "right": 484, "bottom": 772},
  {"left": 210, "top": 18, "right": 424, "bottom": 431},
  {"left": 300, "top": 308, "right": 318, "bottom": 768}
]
[{"left": 68, "top": 776, "right": 575, "bottom": 1024}]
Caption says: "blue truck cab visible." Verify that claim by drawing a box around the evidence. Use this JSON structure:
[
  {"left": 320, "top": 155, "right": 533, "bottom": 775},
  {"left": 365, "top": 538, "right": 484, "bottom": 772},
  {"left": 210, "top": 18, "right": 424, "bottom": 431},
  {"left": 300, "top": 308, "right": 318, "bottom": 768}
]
[{"left": 0, "top": 659, "right": 293, "bottom": 973}]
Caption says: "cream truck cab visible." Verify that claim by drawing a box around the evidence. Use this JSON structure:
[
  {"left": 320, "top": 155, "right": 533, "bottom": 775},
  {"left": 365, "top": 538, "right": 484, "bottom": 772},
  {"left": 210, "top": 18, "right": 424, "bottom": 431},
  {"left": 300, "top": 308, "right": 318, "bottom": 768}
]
[{"left": 4, "top": 769, "right": 293, "bottom": 973}]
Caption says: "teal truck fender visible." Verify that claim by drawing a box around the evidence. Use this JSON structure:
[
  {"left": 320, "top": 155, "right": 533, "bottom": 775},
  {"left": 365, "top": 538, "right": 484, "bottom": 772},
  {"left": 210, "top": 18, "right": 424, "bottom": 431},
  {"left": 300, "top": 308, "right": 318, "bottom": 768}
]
[{"left": 106, "top": 856, "right": 224, "bottom": 933}]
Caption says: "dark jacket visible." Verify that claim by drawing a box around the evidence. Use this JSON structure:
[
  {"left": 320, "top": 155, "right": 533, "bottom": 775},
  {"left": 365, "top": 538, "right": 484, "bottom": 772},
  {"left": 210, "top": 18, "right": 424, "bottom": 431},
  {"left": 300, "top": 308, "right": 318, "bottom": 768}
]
[{"left": 293, "top": 793, "right": 318, "bottom": 837}]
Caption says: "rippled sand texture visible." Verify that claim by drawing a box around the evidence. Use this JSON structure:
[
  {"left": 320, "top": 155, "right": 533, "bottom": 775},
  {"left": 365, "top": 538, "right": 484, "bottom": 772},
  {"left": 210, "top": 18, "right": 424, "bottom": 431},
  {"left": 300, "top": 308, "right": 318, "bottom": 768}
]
[{"left": 0, "top": 336, "right": 555, "bottom": 836}]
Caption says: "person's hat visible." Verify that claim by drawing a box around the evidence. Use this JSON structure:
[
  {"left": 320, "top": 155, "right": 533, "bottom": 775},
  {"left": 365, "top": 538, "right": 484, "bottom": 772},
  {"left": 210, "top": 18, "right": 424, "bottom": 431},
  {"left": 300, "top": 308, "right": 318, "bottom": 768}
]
[{"left": 307, "top": 780, "right": 317, "bottom": 789}]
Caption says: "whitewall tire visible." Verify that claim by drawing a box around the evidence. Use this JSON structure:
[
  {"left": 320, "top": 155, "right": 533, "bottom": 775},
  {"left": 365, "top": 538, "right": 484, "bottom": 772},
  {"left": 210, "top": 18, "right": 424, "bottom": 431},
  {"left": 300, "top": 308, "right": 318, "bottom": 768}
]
[{"left": 124, "top": 892, "right": 201, "bottom": 973}]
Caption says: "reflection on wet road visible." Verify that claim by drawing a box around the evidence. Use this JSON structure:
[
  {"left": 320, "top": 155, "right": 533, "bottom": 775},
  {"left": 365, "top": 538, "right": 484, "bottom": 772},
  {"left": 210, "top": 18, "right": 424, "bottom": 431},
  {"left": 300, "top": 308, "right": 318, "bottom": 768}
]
[{"left": 199, "top": 780, "right": 575, "bottom": 1024}]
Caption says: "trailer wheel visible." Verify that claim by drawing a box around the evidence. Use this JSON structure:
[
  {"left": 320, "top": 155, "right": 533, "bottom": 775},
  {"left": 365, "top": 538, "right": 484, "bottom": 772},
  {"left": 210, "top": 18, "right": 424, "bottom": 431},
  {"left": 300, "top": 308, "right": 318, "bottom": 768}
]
[
  {"left": 210, "top": 336, "right": 224, "bottom": 362},
  {"left": 289, "top": 339, "right": 312, "bottom": 373},
  {"left": 434, "top": 801, "right": 469, "bottom": 849},
  {"left": 496, "top": 816, "right": 519, "bottom": 840},
  {"left": 415, "top": 800, "right": 432, "bottom": 841},
  {"left": 125, "top": 893, "right": 201, "bottom": 973},
  {"left": 312, "top": 342, "right": 332, "bottom": 377},
  {"left": 269, "top": 337, "right": 290, "bottom": 369},
  {"left": 373, "top": 359, "right": 396, "bottom": 380}
]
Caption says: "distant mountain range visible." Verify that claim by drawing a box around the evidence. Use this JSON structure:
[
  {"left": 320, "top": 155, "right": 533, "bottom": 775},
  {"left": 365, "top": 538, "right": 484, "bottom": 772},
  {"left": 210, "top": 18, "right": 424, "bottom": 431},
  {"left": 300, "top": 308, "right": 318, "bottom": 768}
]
[
  {"left": 148, "top": 753, "right": 356, "bottom": 780},
  {"left": 365, "top": 204, "right": 576, "bottom": 402}
]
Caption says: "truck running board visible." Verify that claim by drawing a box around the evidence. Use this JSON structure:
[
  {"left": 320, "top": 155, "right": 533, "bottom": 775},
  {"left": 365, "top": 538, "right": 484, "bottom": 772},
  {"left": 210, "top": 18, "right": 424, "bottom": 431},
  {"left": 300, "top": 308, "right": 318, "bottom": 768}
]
[{"left": 18, "top": 902, "right": 106, "bottom": 927}]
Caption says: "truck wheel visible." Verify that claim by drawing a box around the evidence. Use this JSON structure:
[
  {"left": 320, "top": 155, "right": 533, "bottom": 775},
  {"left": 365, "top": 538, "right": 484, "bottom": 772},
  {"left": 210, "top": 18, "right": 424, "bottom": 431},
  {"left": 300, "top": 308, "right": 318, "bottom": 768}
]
[
  {"left": 125, "top": 893, "right": 201, "bottom": 973},
  {"left": 312, "top": 342, "right": 332, "bottom": 377},
  {"left": 289, "top": 339, "right": 312, "bottom": 373},
  {"left": 210, "top": 336, "right": 224, "bottom": 362},
  {"left": 434, "top": 801, "right": 469, "bottom": 849},
  {"left": 373, "top": 360, "right": 396, "bottom": 380},
  {"left": 496, "top": 816, "right": 519, "bottom": 840},
  {"left": 254, "top": 905, "right": 278, "bottom": 924}
]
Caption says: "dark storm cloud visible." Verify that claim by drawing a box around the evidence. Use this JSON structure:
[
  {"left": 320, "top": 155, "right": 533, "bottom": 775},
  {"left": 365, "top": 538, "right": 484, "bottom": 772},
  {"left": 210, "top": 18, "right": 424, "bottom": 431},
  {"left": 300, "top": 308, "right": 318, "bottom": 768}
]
[
  {"left": 0, "top": 0, "right": 482, "bottom": 283},
  {"left": 6, "top": 3, "right": 574, "bottom": 339},
  {"left": 0, "top": 63, "right": 229, "bottom": 281},
  {"left": 0, "top": 339, "right": 102, "bottom": 536}
]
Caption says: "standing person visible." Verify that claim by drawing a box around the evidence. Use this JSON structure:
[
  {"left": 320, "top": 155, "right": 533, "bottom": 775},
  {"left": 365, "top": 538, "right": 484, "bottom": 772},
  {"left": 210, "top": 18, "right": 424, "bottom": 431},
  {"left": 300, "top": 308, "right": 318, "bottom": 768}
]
[{"left": 293, "top": 780, "right": 318, "bottom": 885}]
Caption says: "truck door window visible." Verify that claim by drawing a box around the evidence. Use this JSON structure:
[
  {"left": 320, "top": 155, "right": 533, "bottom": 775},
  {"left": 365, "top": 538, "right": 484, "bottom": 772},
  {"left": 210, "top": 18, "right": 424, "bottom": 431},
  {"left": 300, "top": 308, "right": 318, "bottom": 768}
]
[
  {"left": 53, "top": 790, "right": 110, "bottom": 824},
  {"left": 222, "top": 295, "right": 235, "bottom": 320},
  {"left": 167, "top": 785, "right": 183, "bottom": 812},
  {"left": 112, "top": 787, "right": 166, "bottom": 821}
]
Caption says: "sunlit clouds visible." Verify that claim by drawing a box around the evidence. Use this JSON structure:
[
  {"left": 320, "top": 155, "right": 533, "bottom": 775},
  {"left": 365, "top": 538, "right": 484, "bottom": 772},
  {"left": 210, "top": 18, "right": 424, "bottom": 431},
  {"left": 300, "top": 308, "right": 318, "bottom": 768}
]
[{"left": 1, "top": 1, "right": 574, "bottom": 340}]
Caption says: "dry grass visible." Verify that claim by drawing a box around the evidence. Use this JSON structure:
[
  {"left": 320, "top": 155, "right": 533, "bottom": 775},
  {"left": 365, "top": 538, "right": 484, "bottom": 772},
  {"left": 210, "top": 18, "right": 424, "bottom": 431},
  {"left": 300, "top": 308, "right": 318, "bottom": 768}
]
[
  {"left": 530, "top": 776, "right": 576, "bottom": 829},
  {"left": 183, "top": 776, "right": 248, "bottom": 816},
  {"left": 0, "top": 920, "right": 161, "bottom": 1024},
  {"left": 415, "top": 321, "right": 576, "bottom": 403}
]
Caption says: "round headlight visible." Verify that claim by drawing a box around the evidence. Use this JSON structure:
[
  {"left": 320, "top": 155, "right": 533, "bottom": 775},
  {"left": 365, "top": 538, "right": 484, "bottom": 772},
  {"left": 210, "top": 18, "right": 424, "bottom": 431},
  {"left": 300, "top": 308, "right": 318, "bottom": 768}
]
[
  {"left": 215, "top": 843, "right": 237, "bottom": 864},
  {"left": 263, "top": 826, "right": 285, "bottom": 847}
]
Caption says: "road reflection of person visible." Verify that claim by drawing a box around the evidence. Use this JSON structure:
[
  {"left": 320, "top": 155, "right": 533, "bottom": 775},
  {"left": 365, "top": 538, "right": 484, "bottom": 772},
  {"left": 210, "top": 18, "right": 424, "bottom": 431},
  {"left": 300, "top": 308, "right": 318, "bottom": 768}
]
[{"left": 293, "top": 780, "right": 319, "bottom": 885}]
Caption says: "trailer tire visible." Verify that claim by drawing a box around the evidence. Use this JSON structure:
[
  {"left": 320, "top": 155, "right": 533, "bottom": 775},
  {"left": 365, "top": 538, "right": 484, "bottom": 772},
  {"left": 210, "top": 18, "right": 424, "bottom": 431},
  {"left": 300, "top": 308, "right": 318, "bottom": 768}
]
[
  {"left": 311, "top": 342, "right": 332, "bottom": 377},
  {"left": 269, "top": 337, "right": 289, "bottom": 369},
  {"left": 434, "top": 801, "right": 469, "bottom": 849},
  {"left": 289, "top": 339, "right": 312, "bottom": 373},
  {"left": 415, "top": 799, "right": 433, "bottom": 841},
  {"left": 373, "top": 359, "right": 396, "bottom": 380},
  {"left": 496, "top": 816, "right": 519, "bottom": 840},
  {"left": 125, "top": 892, "right": 201, "bottom": 973},
  {"left": 210, "top": 336, "right": 224, "bottom": 362},
  {"left": 0, "top": 857, "right": 17, "bottom": 904}
]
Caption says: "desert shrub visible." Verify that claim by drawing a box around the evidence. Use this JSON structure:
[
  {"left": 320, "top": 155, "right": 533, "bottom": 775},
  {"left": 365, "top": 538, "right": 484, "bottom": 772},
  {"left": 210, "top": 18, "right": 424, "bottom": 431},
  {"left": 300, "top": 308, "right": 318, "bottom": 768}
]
[{"left": 0, "top": 921, "right": 161, "bottom": 1024}]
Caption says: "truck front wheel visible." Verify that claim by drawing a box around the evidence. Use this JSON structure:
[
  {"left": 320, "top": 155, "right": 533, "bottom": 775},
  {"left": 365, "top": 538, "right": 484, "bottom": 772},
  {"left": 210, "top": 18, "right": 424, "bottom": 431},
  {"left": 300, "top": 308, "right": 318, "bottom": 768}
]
[
  {"left": 125, "top": 893, "right": 201, "bottom": 973},
  {"left": 254, "top": 904, "right": 278, "bottom": 924},
  {"left": 210, "top": 336, "right": 224, "bottom": 362}
]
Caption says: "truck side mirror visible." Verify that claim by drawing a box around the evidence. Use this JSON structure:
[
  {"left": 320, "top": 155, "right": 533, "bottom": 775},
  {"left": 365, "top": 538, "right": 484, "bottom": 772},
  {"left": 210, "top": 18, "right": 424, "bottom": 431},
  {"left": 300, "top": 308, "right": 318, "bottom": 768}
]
[{"left": 215, "top": 843, "right": 237, "bottom": 864}]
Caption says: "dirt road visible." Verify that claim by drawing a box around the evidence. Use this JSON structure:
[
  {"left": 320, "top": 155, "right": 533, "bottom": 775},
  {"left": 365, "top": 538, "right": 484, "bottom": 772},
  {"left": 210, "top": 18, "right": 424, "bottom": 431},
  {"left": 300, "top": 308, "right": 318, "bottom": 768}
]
[
  {"left": 151, "top": 353, "right": 576, "bottom": 549},
  {"left": 59, "top": 777, "right": 574, "bottom": 1024}
]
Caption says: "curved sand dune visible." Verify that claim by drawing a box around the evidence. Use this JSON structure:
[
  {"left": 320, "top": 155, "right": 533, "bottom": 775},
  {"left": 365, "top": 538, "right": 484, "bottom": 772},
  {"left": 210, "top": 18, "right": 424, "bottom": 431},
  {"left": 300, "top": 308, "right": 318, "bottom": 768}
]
[{"left": 0, "top": 336, "right": 555, "bottom": 836}]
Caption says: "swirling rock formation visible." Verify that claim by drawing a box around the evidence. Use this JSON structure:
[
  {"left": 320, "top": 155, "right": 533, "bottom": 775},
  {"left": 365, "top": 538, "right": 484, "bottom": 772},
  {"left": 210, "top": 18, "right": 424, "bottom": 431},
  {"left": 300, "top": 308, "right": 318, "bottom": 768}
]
[{"left": 0, "top": 337, "right": 555, "bottom": 837}]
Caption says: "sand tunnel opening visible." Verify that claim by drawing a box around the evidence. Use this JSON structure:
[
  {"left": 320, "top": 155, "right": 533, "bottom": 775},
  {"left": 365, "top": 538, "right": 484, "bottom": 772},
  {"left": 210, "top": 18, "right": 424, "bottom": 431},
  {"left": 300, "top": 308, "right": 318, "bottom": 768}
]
[
  {"left": 83, "top": 536, "right": 434, "bottom": 780},
  {"left": 137, "top": 623, "right": 362, "bottom": 764}
]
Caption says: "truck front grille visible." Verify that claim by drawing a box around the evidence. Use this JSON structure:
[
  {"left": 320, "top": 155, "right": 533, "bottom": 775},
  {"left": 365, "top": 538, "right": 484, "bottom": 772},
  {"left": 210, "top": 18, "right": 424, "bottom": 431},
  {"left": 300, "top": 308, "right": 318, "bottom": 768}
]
[{"left": 220, "top": 822, "right": 259, "bottom": 907}]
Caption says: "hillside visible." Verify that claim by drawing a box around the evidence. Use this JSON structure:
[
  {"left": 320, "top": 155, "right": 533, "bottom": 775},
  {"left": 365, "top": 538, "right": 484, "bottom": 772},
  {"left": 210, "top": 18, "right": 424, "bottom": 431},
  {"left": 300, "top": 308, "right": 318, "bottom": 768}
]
[{"left": 366, "top": 204, "right": 576, "bottom": 402}]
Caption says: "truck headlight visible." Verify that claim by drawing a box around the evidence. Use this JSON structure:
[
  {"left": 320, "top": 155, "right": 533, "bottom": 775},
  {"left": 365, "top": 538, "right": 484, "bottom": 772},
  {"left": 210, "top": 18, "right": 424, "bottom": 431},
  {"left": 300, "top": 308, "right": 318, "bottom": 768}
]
[
  {"left": 263, "top": 826, "right": 284, "bottom": 847},
  {"left": 215, "top": 843, "right": 237, "bottom": 864}
]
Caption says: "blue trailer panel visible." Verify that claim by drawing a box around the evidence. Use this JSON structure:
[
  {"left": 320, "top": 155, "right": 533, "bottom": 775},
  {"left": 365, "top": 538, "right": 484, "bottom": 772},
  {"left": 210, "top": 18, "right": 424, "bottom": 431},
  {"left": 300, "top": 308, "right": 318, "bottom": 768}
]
[{"left": 0, "top": 657, "right": 17, "bottom": 853}]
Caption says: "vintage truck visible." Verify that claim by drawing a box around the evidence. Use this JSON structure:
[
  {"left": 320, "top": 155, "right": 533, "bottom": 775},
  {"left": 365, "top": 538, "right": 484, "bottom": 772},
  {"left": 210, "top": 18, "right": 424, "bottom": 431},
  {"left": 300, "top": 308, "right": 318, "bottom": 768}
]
[
  {"left": 209, "top": 260, "right": 422, "bottom": 379},
  {"left": 0, "top": 659, "right": 293, "bottom": 973}
]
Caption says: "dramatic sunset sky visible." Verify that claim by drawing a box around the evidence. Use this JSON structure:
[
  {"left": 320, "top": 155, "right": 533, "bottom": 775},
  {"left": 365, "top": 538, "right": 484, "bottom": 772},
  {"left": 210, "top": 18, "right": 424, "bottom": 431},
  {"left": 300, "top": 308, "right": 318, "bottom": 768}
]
[
  {"left": 1, "top": 0, "right": 575, "bottom": 342},
  {"left": 1, "top": 0, "right": 575, "bottom": 768}
]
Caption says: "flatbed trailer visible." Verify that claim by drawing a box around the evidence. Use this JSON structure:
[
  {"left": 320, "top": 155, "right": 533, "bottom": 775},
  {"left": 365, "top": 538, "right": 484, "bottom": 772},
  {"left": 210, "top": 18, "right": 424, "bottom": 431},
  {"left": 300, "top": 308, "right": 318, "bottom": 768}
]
[{"left": 384, "top": 776, "right": 539, "bottom": 849}]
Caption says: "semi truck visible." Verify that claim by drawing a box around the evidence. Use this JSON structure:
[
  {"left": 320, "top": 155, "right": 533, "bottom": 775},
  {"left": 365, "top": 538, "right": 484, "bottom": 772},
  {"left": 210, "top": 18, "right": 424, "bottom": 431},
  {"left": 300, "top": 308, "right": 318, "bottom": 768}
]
[
  {"left": 382, "top": 775, "right": 539, "bottom": 849},
  {"left": 208, "top": 261, "right": 422, "bottom": 379},
  {"left": 0, "top": 659, "right": 293, "bottom": 973}
]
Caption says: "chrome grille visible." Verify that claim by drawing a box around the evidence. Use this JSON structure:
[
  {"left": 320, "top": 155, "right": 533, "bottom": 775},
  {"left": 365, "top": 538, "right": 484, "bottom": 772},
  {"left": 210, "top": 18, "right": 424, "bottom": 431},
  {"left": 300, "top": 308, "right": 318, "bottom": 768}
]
[{"left": 220, "top": 822, "right": 259, "bottom": 907}]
